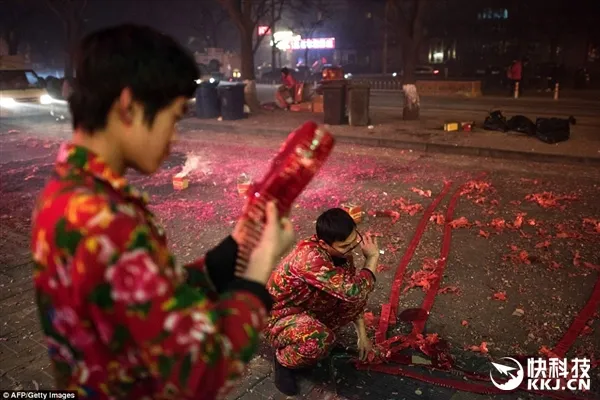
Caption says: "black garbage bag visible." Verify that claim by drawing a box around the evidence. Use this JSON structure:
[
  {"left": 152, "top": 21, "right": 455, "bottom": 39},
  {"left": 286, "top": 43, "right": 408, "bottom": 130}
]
[
  {"left": 535, "top": 117, "right": 572, "bottom": 144},
  {"left": 507, "top": 115, "right": 536, "bottom": 135},
  {"left": 483, "top": 110, "right": 509, "bottom": 132}
]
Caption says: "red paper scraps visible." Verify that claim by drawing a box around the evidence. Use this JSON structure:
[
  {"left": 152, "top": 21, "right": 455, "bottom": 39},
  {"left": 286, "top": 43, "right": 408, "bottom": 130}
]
[
  {"left": 468, "top": 342, "right": 489, "bottom": 354},
  {"left": 411, "top": 187, "right": 432, "bottom": 198},
  {"left": 449, "top": 217, "right": 469, "bottom": 229},
  {"left": 525, "top": 191, "right": 578, "bottom": 209},
  {"left": 376, "top": 264, "right": 391, "bottom": 272},
  {"left": 392, "top": 197, "right": 424, "bottom": 216},
  {"left": 583, "top": 218, "right": 600, "bottom": 233},
  {"left": 438, "top": 286, "right": 461, "bottom": 295},
  {"left": 535, "top": 240, "right": 551, "bottom": 249},
  {"left": 490, "top": 218, "right": 506, "bottom": 231},
  {"left": 404, "top": 258, "right": 438, "bottom": 293},
  {"left": 493, "top": 291, "right": 507, "bottom": 301},
  {"left": 479, "top": 230, "right": 490, "bottom": 238},
  {"left": 429, "top": 212, "right": 445, "bottom": 225}
]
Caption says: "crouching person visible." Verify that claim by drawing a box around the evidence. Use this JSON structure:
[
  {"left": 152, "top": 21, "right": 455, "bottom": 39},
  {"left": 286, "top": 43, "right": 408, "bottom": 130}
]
[{"left": 264, "top": 208, "right": 380, "bottom": 395}]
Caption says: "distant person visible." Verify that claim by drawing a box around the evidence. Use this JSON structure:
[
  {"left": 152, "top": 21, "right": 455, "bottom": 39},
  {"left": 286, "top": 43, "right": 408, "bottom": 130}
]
[
  {"left": 507, "top": 59, "right": 522, "bottom": 96},
  {"left": 264, "top": 208, "right": 380, "bottom": 395},
  {"left": 31, "top": 24, "right": 295, "bottom": 399},
  {"left": 275, "top": 67, "right": 297, "bottom": 109}
]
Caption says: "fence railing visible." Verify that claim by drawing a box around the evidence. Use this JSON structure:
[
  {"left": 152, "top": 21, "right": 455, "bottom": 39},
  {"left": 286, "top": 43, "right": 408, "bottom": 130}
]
[{"left": 256, "top": 78, "right": 405, "bottom": 91}]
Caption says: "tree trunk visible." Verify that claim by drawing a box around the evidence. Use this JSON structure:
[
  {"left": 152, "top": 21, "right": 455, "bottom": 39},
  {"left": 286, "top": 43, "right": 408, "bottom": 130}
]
[
  {"left": 240, "top": 28, "right": 260, "bottom": 112},
  {"left": 401, "top": 41, "right": 420, "bottom": 120},
  {"left": 7, "top": 30, "right": 19, "bottom": 55}
]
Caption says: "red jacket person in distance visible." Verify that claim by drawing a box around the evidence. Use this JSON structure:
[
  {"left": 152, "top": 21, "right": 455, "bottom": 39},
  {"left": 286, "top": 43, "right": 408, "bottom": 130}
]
[
  {"left": 30, "top": 24, "right": 294, "bottom": 400},
  {"left": 264, "top": 208, "right": 380, "bottom": 396}
]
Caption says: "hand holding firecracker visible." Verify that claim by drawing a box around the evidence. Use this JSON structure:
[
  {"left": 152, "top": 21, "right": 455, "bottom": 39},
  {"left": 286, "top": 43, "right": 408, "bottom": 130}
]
[{"left": 232, "top": 121, "right": 335, "bottom": 276}]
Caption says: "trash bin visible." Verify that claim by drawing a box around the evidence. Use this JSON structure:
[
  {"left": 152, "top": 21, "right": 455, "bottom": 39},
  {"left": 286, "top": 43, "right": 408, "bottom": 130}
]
[
  {"left": 322, "top": 81, "right": 346, "bottom": 125},
  {"left": 195, "top": 81, "right": 220, "bottom": 119},
  {"left": 219, "top": 83, "right": 245, "bottom": 120},
  {"left": 348, "top": 84, "right": 370, "bottom": 126}
]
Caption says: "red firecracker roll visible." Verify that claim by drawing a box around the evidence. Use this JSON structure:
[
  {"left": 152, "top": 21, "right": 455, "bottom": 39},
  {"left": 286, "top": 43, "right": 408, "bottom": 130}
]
[{"left": 235, "top": 121, "right": 335, "bottom": 273}]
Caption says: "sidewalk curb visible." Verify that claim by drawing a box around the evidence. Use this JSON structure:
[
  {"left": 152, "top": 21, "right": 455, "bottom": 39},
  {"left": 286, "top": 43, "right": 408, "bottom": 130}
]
[{"left": 185, "top": 120, "right": 600, "bottom": 166}]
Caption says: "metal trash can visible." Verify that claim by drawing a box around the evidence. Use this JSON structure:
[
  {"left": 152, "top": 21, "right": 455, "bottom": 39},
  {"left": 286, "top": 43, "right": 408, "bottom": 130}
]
[
  {"left": 195, "top": 81, "right": 220, "bottom": 119},
  {"left": 219, "top": 83, "right": 245, "bottom": 120},
  {"left": 322, "top": 81, "right": 346, "bottom": 125},
  {"left": 348, "top": 84, "right": 370, "bottom": 126}
]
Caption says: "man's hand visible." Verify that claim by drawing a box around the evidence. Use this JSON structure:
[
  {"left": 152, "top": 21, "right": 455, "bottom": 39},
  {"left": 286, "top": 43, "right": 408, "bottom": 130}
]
[
  {"left": 357, "top": 333, "right": 373, "bottom": 361},
  {"left": 360, "top": 234, "right": 379, "bottom": 260},
  {"left": 242, "top": 202, "right": 295, "bottom": 285},
  {"left": 354, "top": 318, "right": 373, "bottom": 361}
]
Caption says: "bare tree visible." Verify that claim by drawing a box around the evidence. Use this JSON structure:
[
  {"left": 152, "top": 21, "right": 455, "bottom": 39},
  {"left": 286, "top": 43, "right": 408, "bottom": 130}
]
[
  {"left": 190, "top": 3, "right": 229, "bottom": 49},
  {"left": 44, "top": 0, "right": 87, "bottom": 80},
  {"left": 219, "top": 0, "right": 288, "bottom": 112},
  {"left": 288, "top": 0, "right": 332, "bottom": 67},
  {"left": 0, "top": 0, "right": 35, "bottom": 55},
  {"left": 387, "top": 0, "right": 427, "bottom": 120}
]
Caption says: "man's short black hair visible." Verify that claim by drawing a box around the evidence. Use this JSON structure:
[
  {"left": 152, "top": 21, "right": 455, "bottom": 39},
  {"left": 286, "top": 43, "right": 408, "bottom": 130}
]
[
  {"left": 316, "top": 208, "right": 356, "bottom": 245},
  {"left": 69, "top": 24, "right": 199, "bottom": 132},
  {"left": 281, "top": 67, "right": 290, "bottom": 76}
]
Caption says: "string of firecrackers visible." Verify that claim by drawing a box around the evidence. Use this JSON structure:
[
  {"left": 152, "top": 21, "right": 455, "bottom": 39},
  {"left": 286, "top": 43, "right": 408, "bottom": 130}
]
[{"left": 350, "top": 176, "right": 598, "bottom": 398}]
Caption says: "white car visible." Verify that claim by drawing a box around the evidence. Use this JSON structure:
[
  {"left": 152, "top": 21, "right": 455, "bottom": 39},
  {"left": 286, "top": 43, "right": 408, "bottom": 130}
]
[{"left": 0, "top": 67, "right": 56, "bottom": 119}]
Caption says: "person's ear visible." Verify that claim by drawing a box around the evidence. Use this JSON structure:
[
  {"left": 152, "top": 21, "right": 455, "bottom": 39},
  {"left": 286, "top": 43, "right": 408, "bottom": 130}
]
[{"left": 116, "top": 87, "right": 135, "bottom": 126}]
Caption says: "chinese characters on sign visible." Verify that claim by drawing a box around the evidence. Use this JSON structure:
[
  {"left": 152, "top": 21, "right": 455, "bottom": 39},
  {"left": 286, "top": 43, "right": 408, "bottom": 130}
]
[
  {"left": 526, "top": 358, "right": 591, "bottom": 391},
  {"left": 291, "top": 38, "right": 335, "bottom": 50}
]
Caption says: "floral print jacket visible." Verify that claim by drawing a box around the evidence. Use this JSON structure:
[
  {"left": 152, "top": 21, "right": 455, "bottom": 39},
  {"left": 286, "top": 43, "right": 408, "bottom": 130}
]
[
  {"left": 31, "top": 144, "right": 272, "bottom": 400},
  {"left": 266, "top": 236, "right": 376, "bottom": 322}
]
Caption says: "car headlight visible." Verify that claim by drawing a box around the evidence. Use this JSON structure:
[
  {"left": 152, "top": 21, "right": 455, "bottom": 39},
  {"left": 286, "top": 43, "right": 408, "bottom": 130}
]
[
  {"left": 0, "top": 97, "right": 18, "bottom": 108},
  {"left": 40, "top": 94, "right": 53, "bottom": 105}
]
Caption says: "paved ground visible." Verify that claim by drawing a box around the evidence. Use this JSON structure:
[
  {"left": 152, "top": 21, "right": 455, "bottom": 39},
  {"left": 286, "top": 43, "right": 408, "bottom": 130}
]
[{"left": 0, "top": 122, "right": 598, "bottom": 399}]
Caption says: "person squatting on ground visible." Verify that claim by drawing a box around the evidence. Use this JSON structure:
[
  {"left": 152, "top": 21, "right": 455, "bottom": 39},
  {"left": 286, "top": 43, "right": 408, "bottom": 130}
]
[
  {"left": 275, "top": 67, "right": 298, "bottom": 109},
  {"left": 264, "top": 208, "right": 381, "bottom": 395},
  {"left": 30, "top": 24, "right": 295, "bottom": 400}
]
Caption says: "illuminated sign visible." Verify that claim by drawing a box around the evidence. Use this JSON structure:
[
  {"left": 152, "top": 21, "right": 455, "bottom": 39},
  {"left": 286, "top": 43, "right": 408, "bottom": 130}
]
[
  {"left": 291, "top": 38, "right": 335, "bottom": 50},
  {"left": 258, "top": 26, "right": 271, "bottom": 36}
]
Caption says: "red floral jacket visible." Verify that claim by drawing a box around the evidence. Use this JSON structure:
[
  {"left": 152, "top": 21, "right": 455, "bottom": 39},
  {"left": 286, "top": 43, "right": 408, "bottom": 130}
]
[
  {"left": 266, "top": 236, "right": 375, "bottom": 322},
  {"left": 31, "top": 143, "right": 272, "bottom": 400}
]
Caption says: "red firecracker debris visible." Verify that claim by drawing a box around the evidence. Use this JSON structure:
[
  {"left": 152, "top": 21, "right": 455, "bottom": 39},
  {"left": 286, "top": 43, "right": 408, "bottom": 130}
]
[
  {"left": 404, "top": 258, "right": 438, "bottom": 293},
  {"left": 493, "top": 291, "right": 507, "bottom": 301},
  {"left": 429, "top": 212, "right": 445, "bottom": 225},
  {"left": 461, "top": 320, "right": 469, "bottom": 327},
  {"left": 583, "top": 262, "right": 600, "bottom": 271},
  {"left": 539, "top": 346, "right": 560, "bottom": 359},
  {"left": 573, "top": 250, "right": 582, "bottom": 267},
  {"left": 411, "top": 187, "right": 432, "bottom": 198},
  {"left": 490, "top": 218, "right": 507, "bottom": 231},
  {"left": 582, "top": 325, "right": 594, "bottom": 336},
  {"left": 468, "top": 342, "right": 489, "bottom": 354},
  {"left": 527, "top": 219, "right": 537, "bottom": 226},
  {"left": 392, "top": 198, "right": 423, "bottom": 216},
  {"left": 549, "top": 261, "right": 562, "bottom": 270},
  {"left": 449, "top": 217, "right": 470, "bottom": 229},
  {"left": 535, "top": 240, "right": 551, "bottom": 249},
  {"left": 479, "top": 230, "right": 490, "bottom": 238},
  {"left": 363, "top": 312, "right": 379, "bottom": 329},
  {"left": 368, "top": 210, "right": 400, "bottom": 223},
  {"left": 438, "top": 286, "right": 461, "bottom": 295},
  {"left": 512, "top": 212, "right": 526, "bottom": 229},
  {"left": 525, "top": 192, "right": 578, "bottom": 209},
  {"left": 376, "top": 264, "right": 391, "bottom": 273},
  {"left": 583, "top": 218, "right": 600, "bottom": 233}
]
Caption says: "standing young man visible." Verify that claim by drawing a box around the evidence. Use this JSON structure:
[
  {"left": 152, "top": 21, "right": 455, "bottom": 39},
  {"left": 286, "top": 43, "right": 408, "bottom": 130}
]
[
  {"left": 31, "top": 24, "right": 294, "bottom": 399},
  {"left": 264, "top": 208, "right": 380, "bottom": 395}
]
